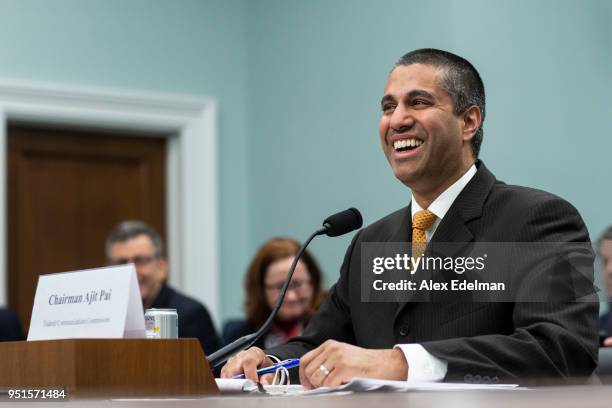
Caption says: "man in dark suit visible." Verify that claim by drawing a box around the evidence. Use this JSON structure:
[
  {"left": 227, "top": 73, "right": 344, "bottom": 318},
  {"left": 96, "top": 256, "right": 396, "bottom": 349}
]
[
  {"left": 0, "top": 308, "right": 24, "bottom": 341},
  {"left": 106, "top": 220, "right": 220, "bottom": 355},
  {"left": 221, "top": 49, "right": 598, "bottom": 386}
]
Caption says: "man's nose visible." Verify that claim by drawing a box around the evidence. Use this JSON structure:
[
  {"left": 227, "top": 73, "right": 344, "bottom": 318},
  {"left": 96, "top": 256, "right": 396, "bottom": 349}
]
[
  {"left": 135, "top": 265, "right": 145, "bottom": 276},
  {"left": 389, "top": 106, "right": 415, "bottom": 133}
]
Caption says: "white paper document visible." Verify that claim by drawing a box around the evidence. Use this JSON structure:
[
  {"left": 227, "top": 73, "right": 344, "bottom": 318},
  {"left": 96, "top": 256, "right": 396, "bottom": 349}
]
[
  {"left": 305, "top": 378, "right": 521, "bottom": 394},
  {"left": 215, "top": 379, "right": 304, "bottom": 395},
  {"left": 215, "top": 377, "right": 521, "bottom": 396},
  {"left": 28, "top": 264, "right": 145, "bottom": 340}
]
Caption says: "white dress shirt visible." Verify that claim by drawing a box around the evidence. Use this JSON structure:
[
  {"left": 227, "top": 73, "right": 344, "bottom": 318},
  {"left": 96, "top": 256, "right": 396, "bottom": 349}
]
[{"left": 395, "top": 164, "right": 477, "bottom": 382}]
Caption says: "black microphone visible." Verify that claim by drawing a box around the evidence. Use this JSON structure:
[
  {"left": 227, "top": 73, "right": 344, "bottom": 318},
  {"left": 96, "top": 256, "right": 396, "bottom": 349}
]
[
  {"left": 207, "top": 208, "right": 363, "bottom": 368},
  {"left": 322, "top": 207, "right": 363, "bottom": 237}
]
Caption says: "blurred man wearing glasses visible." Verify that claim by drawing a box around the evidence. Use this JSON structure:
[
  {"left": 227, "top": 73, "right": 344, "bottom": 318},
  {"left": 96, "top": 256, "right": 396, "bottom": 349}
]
[
  {"left": 106, "top": 220, "right": 220, "bottom": 354},
  {"left": 598, "top": 226, "right": 612, "bottom": 347}
]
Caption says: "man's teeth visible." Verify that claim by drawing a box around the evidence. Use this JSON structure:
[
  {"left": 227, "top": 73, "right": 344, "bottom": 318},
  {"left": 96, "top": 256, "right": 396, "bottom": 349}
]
[{"left": 393, "top": 139, "right": 423, "bottom": 150}]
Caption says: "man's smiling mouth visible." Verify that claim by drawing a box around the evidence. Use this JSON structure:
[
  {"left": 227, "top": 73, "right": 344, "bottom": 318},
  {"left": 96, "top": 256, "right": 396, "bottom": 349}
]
[{"left": 393, "top": 138, "right": 423, "bottom": 152}]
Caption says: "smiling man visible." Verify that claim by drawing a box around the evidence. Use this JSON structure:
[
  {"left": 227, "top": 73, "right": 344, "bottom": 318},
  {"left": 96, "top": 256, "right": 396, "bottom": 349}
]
[{"left": 221, "top": 49, "right": 598, "bottom": 386}]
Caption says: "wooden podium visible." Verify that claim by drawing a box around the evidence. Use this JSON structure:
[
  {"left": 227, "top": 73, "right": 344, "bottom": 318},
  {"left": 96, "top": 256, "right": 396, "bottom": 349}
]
[{"left": 0, "top": 338, "right": 219, "bottom": 398}]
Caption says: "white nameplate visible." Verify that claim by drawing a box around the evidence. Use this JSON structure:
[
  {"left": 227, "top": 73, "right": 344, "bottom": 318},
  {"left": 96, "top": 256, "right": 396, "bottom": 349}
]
[{"left": 27, "top": 264, "right": 145, "bottom": 340}]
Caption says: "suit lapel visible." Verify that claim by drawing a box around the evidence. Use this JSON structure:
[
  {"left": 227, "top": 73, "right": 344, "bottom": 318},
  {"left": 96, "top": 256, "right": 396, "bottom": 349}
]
[
  {"left": 430, "top": 161, "right": 495, "bottom": 243},
  {"left": 388, "top": 204, "right": 412, "bottom": 243},
  {"left": 381, "top": 205, "right": 415, "bottom": 305},
  {"left": 393, "top": 161, "right": 497, "bottom": 320}
]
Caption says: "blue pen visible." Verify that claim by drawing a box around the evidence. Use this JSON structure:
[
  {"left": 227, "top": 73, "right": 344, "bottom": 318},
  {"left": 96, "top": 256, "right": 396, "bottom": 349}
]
[{"left": 232, "top": 358, "right": 301, "bottom": 379}]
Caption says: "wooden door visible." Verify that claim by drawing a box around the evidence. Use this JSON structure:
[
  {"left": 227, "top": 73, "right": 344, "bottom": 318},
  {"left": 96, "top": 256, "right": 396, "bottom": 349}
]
[{"left": 7, "top": 125, "right": 167, "bottom": 331}]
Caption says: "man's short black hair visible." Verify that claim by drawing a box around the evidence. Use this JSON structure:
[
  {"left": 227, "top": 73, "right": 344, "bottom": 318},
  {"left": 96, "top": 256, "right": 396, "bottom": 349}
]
[
  {"left": 105, "top": 220, "right": 165, "bottom": 260},
  {"left": 395, "top": 48, "right": 486, "bottom": 158}
]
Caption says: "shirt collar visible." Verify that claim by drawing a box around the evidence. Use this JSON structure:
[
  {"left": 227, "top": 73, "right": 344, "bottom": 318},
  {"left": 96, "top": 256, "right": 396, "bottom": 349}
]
[{"left": 411, "top": 164, "right": 477, "bottom": 221}]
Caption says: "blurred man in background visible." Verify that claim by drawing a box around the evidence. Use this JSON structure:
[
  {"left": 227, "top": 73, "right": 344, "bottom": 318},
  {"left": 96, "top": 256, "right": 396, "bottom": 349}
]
[
  {"left": 106, "top": 220, "right": 220, "bottom": 354},
  {"left": 598, "top": 226, "right": 612, "bottom": 346}
]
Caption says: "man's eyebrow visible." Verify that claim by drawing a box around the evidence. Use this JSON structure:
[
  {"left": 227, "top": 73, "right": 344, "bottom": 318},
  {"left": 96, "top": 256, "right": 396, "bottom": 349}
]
[
  {"left": 406, "top": 89, "right": 435, "bottom": 100},
  {"left": 380, "top": 94, "right": 395, "bottom": 107},
  {"left": 381, "top": 90, "right": 435, "bottom": 107}
]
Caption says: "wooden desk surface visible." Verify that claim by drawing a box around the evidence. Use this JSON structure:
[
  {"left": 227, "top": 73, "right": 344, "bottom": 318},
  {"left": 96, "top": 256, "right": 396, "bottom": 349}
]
[{"left": 2, "top": 385, "right": 612, "bottom": 408}]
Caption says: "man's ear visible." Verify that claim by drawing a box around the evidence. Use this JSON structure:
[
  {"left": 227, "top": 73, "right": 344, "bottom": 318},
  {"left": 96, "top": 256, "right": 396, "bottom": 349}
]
[{"left": 461, "top": 105, "right": 482, "bottom": 142}]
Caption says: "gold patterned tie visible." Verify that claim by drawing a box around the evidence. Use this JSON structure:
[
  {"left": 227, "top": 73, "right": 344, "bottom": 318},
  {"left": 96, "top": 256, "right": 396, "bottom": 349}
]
[{"left": 412, "top": 210, "right": 437, "bottom": 259}]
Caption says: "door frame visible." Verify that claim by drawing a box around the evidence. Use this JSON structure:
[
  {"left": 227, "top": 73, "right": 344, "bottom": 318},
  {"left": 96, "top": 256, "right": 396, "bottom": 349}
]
[{"left": 0, "top": 80, "right": 220, "bottom": 323}]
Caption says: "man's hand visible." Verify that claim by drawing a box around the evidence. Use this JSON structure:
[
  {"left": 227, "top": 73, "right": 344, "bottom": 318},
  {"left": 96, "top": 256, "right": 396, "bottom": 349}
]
[
  {"left": 220, "top": 347, "right": 275, "bottom": 383},
  {"left": 604, "top": 337, "right": 612, "bottom": 347},
  {"left": 299, "top": 340, "right": 408, "bottom": 389}
]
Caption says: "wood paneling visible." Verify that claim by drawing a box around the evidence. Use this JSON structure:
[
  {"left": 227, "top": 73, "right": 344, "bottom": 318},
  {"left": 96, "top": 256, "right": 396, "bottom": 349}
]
[
  {"left": 0, "top": 339, "right": 218, "bottom": 397},
  {"left": 7, "top": 125, "right": 166, "bottom": 331}
]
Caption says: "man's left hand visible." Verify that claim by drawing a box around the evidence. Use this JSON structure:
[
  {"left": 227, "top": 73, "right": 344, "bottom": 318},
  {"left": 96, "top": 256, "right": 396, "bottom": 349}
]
[{"left": 299, "top": 340, "right": 408, "bottom": 389}]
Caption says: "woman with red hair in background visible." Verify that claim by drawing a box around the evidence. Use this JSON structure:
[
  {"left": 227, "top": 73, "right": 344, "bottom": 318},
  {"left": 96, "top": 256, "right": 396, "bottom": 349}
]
[{"left": 222, "top": 237, "right": 326, "bottom": 349}]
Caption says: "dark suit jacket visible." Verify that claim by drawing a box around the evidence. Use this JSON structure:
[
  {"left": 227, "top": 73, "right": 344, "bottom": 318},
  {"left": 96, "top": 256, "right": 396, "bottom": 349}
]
[
  {"left": 600, "top": 304, "right": 612, "bottom": 339},
  {"left": 0, "top": 308, "right": 25, "bottom": 341},
  {"left": 222, "top": 320, "right": 265, "bottom": 349},
  {"left": 268, "top": 161, "right": 599, "bottom": 384},
  {"left": 151, "top": 284, "right": 220, "bottom": 355}
]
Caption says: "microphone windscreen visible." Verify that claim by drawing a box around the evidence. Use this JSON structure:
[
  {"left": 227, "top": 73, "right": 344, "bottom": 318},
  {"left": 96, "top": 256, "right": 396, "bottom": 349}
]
[{"left": 323, "top": 208, "right": 363, "bottom": 237}]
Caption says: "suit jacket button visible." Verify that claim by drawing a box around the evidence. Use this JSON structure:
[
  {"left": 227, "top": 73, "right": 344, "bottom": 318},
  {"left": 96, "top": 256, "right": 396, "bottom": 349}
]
[
  {"left": 473, "top": 375, "right": 482, "bottom": 383},
  {"left": 491, "top": 376, "right": 499, "bottom": 384},
  {"left": 464, "top": 374, "right": 473, "bottom": 383},
  {"left": 482, "top": 376, "right": 491, "bottom": 384},
  {"left": 399, "top": 326, "right": 409, "bottom": 337}
]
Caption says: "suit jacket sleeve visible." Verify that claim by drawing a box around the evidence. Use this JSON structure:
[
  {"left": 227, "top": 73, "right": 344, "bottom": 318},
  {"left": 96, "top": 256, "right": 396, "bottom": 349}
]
[
  {"left": 181, "top": 303, "right": 221, "bottom": 356},
  {"left": 265, "top": 231, "right": 361, "bottom": 360},
  {"left": 420, "top": 196, "right": 599, "bottom": 382}
]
